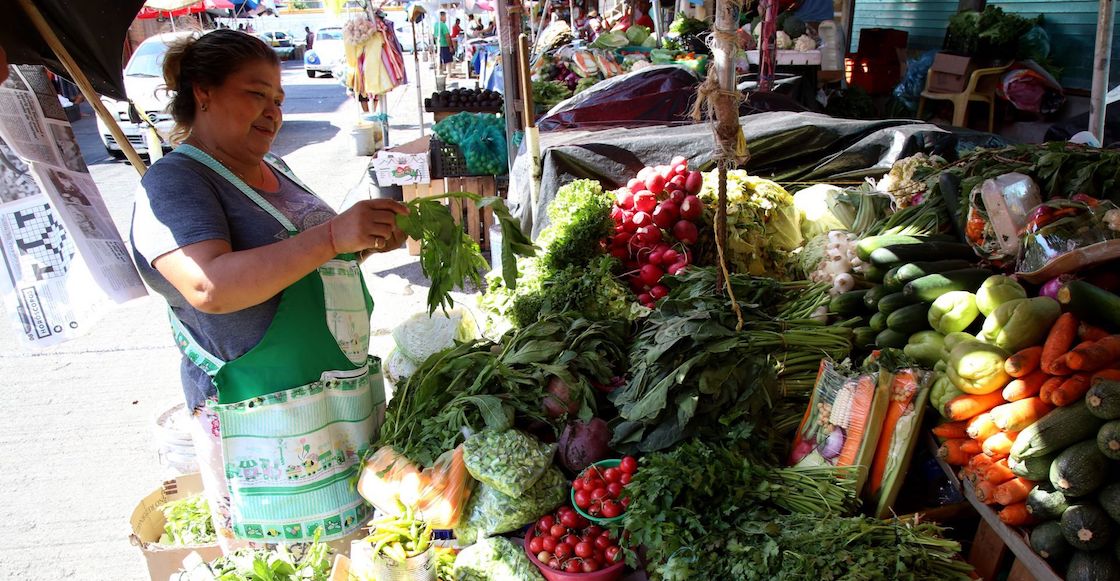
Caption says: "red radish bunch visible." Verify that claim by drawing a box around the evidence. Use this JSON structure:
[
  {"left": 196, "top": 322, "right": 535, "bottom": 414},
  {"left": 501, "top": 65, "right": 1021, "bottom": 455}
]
[
  {"left": 527, "top": 507, "right": 623, "bottom": 573},
  {"left": 607, "top": 156, "right": 705, "bottom": 309}
]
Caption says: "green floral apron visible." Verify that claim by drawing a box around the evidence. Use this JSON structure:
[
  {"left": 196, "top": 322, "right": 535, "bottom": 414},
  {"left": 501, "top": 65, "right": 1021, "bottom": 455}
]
[{"left": 169, "top": 144, "right": 382, "bottom": 543}]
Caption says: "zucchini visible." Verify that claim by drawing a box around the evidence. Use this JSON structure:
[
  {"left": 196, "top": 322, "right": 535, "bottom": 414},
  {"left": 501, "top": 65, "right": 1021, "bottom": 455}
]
[
  {"left": 861, "top": 263, "right": 887, "bottom": 284},
  {"left": 875, "top": 328, "right": 909, "bottom": 349},
  {"left": 886, "top": 303, "right": 932, "bottom": 335},
  {"left": 877, "top": 292, "right": 918, "bottom": 314},
  {"left": 1058, "top": 280, "right": 1120, "bottom": 332},
  {"left": 1027, "top": 484, "right": 1070, "bottom": 520},
  {"left": 869, "top": 312, "right": 888, "bottom": 332},
  {"left": 1099, "top": 482, "right": 1120, "bottom": 524},
  {"left": 1010, "top": 453, "right": 1057, "bottom": 481},
  {"left": 853, "top": 327, "right": 877, "bottom": 349},
  {"left": 830, "top": 289, "right": 870, "bottom": 316},
  {"left": 1087, "top": 378, "right": 1120, "bottom": 420},
  {"left": 869, "top": 241, "right": 977, "bottom": 268},
  {"left": 1030, "top": 520, "right": 1072, "bottom": 562},
  {"left": 855, "top": 234, "right": 925, "bottom": 262},
  {"left": 1062, "top": 504, "right": 1116, "bottom": 551},
  {"left": 1012, "top": 402, "right": 1107, "bottom": 459},
  {"left": 902, "top": 268, "right": 992, "bottom": 302},
  {"left": 882, "top": 260, "right": 974, "bottom": 292},
  {"left": 863, "top": 285, "right": 889, "bottom": 309},
  {"left": 1099, "top": 421, "right": 1120, "bottom": 460},
  {"left": 1051, "top": 440, "right": 1111, "bottom": 498},
  {"left": 1067, "top": 550, "right": 1120, "bottom": 581}
]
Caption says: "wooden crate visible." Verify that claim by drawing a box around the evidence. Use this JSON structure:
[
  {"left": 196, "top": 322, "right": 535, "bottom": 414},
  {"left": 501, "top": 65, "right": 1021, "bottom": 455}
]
[{"left": 402, "top": 176, "right": 501, "bottom": 256}]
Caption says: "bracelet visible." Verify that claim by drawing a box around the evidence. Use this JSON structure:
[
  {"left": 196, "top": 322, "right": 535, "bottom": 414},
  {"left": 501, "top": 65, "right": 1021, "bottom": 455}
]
[{"left": 326, "top": 220, "right": 340, "bottom": 254}]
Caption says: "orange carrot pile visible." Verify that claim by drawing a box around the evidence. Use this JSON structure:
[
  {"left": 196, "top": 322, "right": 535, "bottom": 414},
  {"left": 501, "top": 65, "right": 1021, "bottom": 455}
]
[
  {"left": 1040, "top": 313, "right": 1078, "bottom": 375},
  {"left": 945, "top": 391, "right": 1005, "bottom": 421}
]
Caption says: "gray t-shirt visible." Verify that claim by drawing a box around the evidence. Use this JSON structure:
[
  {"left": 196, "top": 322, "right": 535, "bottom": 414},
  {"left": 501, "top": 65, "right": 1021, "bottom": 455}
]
[{"left": 130, "top": 152, "right": 336, "bottom": 410}]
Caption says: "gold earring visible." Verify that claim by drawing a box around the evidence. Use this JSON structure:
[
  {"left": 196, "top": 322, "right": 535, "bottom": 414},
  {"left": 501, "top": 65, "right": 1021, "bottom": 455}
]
[{"left": 200, "top": 102, "right": 208, "bottom": 111}]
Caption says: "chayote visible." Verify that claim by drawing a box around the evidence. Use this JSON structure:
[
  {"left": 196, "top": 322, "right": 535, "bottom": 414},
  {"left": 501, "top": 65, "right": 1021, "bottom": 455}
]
[
  {"left": 928, "top": 291, "right": 980, "bottom": 335},
  {"left": 947, "top": 341, "right": 1010, "bottom": 395},
  {"left": 976, "top": 275, "right": 1028, "bottom": 317},
  {"left": 904, "top": 331, "right": 945, "bottom": 368},
  {"left": 979, "top": 297, "right": 1061, "bottom": 353}
]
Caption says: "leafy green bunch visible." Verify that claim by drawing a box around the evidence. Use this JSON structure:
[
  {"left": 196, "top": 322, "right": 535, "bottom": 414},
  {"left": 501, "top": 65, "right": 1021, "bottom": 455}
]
[{"left": 209, "top": 531, "right": 332, "bottom": 580}]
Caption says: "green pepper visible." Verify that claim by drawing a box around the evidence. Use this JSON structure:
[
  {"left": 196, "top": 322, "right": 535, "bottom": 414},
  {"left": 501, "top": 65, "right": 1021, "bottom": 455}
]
[
  {"left": 947, "top": 341, "right": 1010, "bottom": 395},
  {"left": 928, "top": 291, "right": 980, "bottom": 335},
  {"left": 975, "top": 275, "right": 1027, "bottom": 317},
  {"left": 904, "top": 331, "right": 945, "bottom": 368},
  {"left": 978, "top": 297, "right": 1061, "bottom": 353},
  {"left": 929, "top": 373, "right": 963, "bottom": 418}
]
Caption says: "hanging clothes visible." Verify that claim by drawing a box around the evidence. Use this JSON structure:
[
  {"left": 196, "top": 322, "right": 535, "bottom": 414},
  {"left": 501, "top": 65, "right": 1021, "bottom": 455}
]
[{"left": 344, "top": 14, "right": 408, "bottom": 98}]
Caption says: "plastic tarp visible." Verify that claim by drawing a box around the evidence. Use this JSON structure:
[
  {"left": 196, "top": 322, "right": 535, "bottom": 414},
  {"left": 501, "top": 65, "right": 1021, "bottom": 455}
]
[
  {"left": 537, "top": 65, "right": 702, "bottom": 131},
  {"left": 509, "top": 111, "right": 1006, "bottom": 236}
]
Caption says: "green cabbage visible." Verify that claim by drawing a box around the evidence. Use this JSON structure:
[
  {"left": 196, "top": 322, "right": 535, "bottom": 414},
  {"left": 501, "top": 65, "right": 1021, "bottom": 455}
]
[
  {"left": 590, "top": 31, "right": 628, "bottom": 49},
  {"left": 391, "top": 308, "right": 477, "bottom": 365},
  {"left": 626, "top": 25, "right": 651, "bottom": 46},
  {"left": 793, "top": 184, "right": 854, "bottom": 239},
  {"left": 700, "top": 171, "right": 803, "bottom": 278}
]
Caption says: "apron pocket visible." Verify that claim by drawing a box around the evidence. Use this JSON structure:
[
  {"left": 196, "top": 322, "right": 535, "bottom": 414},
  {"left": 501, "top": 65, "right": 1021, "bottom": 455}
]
[{"left": 319, "top": 258, "right": 371, "bottom": 366}]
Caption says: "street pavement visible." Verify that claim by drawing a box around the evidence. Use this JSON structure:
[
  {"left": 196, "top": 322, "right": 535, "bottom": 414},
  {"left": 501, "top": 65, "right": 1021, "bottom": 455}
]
[{"left": 0, "top": 57, "right": 476, "bottom": 579}]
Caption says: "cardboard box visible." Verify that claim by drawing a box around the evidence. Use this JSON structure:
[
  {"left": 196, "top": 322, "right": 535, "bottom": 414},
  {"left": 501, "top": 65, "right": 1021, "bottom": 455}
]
[
  {"left": 928, "top": 53, "right": 973, "bottom": 93},
  {"left": 129, "top": 473, "right": 222, "bottom": 581}
]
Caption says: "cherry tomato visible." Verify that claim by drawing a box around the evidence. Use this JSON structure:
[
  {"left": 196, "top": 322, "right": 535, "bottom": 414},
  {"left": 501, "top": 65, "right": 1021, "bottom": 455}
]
[
  {"left": 583, "top": 477, "right": 604, "bottom": 491},
  {"left": 542, "top": 536, "right": 558, "bottom": 552},
  {"left": 605, "top": 545, "right": 622, "bottom": 563},
  {"left": 550, "top": 524, "right": 567, "bottom": 538},
  {"left": 555, "top": 543, "right": 573, "bottom": 560},
  {"left": 594, "top": 534, "right": 613, "bottom": 550},
  {"left": 585, "top": 525, "right": 604, "bottom": 537},
  {"left": 620, "top": 472, "right": 633, "bottom": 485},
  {"left": 588, "top": 500, "right": 602, "bottom": 516},
  {"left": 590, "top": 487, "right": 609, "bottom": 501},
  {"left": 548, "top": 557, "right": 561, "bottom": 570},
  {"left": 560, "top": 510, "right": 580, "bottom": 528},
  {"left": 537, "top": 550, "right": 551, "bottom": 563},
  {"left": 601, "top": 499, "right": 623, "bottom": 518},
  {"left": 607, "top": 482, "right": 624, "bottom": 498},
  {"left": 574, "top": 490, "right": 591, "bottom": 509},
  {"left": 537, "top": 515, "right": 555, "bottom": 532},
  {"left": 575, "top": 541, "right": 595, "bottom": 559},
  {"left": 528, "top": 536, "right": 544, "bottom": 554},
  {"left": 564, "top": 533, "right": 581, "bottom": 547},
  {"left": 620, "top": 456, "right": 638, "bottom": 474},
  {"left": 603, "top": 467, "right": 621, "bottom": 482},
  {"left": 564, "top": 559, "right": 582, "bottom": 573},
  {"left": 572, "top": 478, "right": 584, "bottom": 491},
  {"left": 621, "top": 496, "right": 631, "bottom": 508},
  {"left": 582, "top": 558, "right": 601, "bottom": 573}
]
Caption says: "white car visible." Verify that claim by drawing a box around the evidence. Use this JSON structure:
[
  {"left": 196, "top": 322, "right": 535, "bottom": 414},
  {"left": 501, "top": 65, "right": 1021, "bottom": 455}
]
[
  {"left": 304, "top": 27, "right": 344, "bottom": 77},
  {"left": 96, "top": 32, "right": 189, "bottom": 158}
]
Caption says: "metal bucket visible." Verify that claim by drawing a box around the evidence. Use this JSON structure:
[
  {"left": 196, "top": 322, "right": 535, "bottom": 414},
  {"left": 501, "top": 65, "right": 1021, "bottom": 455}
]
[
  {"left": 154, "top": 403, "right": 198, "bottom": 476},
  {"left": 351, "top": 541, "right": 435, "bottom": 581}
]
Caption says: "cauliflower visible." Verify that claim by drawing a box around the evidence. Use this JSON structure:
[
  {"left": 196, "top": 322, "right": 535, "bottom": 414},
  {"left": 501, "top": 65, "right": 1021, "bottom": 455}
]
[
  {"left": 775, "top": 31, "right": 793, "bottom": 50},
  {"left": 794, "top": 34, "right": 816, "bottom": 52}
]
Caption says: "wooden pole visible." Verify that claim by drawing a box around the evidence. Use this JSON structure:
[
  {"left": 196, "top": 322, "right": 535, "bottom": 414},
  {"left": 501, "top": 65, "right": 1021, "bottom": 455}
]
[
  {"left": 517, "top": 33, "right": 542, "bottom": 217},
  {"left": 16, "top": 0, "right": 148, "bottom": 176},
  {"left": 758, "top": 0, "right": 778, "bottom": 92},
  {"left": 496, "top": 0, "right": 522, "bottom": 171},
  {"left": 412, "top": 21, "right": 426, "bottom": 136},
  {"left": 1090, "top": 0, "right": 1114, "bottom": 143}
]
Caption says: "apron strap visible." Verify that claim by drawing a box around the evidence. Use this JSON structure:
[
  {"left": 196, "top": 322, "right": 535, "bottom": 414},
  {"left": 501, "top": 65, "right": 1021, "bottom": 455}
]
[
  {"left": 175, "top": 144, "right": 299, "bottom": 233},
  {"left": 168, "top": 306, "right": 226, "bottom": 376}
]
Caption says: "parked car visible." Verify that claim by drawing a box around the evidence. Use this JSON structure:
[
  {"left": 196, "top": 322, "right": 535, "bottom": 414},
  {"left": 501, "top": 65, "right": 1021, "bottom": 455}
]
[
  {"left": 304, "top": 26, "right": 344, "bottom": 77},
  {"left": 256, "top": 31, "right": 297, "bottom": 59},
  {"left": 96, "top": 32, "right": 187, "bottom": 159}
]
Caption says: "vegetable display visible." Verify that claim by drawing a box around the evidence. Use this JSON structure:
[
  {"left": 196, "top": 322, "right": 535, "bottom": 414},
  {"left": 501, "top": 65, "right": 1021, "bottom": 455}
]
[{"left": 158, "top": 494, "right": 216, "bottom": 546}]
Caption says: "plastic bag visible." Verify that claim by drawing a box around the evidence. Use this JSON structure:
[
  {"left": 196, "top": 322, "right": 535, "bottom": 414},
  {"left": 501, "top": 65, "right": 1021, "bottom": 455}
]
[
  {"left": 1018, "top": 197, "right": 1120, "bottom": 274},
  {"left": 1018, "top": 26, "right": 1051, "bottom": 63},
  {"left": 453, "top": 466, "right": 566, "bottom": 544},
  {"left": 892, "top": 50, "right": 936, "bottom": 112},
  {"left": 357, "top": 445, "right": 475, "bottom": 529},
  {"left": 978, "top": 172, "right": 1042, "bottom": 260},
  {"left": 463, "top": 430, "right": 555, "bottom": 498},
  {"left": 453, "top": 537, "right": 544, "bottom": 581}
]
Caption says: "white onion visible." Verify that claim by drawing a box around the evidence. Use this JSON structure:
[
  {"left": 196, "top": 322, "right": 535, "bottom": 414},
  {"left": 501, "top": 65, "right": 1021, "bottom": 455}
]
[
  {"left": 812, "top": 305, "right": 829, "bottom": 323},
  {"left": 833, "top": 273, "right": 856, "bottom": 293},
  {"left": 828, "top": 230, "right": 848, "bottom": 245}
]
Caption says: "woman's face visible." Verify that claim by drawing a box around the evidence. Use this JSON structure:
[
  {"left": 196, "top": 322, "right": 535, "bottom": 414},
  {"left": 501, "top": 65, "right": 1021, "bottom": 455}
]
[{"left": 194, "top": 59, "right": 283, "bottom": 159}]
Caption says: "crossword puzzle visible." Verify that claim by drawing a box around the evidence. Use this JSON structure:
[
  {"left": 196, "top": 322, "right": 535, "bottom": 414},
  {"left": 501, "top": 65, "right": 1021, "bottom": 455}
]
[{"left": 7, "top": 203, "right": 74, "bottom": 280}]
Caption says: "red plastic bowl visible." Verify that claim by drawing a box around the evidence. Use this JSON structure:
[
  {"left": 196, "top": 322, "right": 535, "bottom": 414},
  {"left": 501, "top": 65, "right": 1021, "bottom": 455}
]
[{"left": 523, "top": 529, "right": 625, "bottom": 581}]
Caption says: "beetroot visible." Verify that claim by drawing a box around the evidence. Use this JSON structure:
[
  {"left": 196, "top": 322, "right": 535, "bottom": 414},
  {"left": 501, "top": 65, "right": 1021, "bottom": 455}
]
[
  {"left": 558, "top": 418, "right": 612, "bottom": 473},
  {"left": 543, "top": 375, "right": 580, "bottom": 418}
]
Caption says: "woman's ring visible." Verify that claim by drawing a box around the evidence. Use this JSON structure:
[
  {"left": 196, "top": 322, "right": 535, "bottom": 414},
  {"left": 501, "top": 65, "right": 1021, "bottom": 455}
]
[{"left": 373, "top": 238, "right": 386, "bottom": 250}]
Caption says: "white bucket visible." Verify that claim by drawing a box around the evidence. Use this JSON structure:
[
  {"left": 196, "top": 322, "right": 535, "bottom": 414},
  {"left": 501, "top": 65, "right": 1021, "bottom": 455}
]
[
  {"left": 154, "top": 403, "right": 198, "bottom": 476},
  {"left": 352, "top": 121, "right": 379, "bottom": 156}
]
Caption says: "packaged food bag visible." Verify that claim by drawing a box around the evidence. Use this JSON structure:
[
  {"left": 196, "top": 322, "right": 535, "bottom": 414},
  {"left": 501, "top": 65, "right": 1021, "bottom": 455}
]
[
  {"left": 463, "top": 430, "right": 555, "bottom": 498},
  {"left": 357, "top": 445, "right": 474, "bottom": 529},
  {"left": 864, "top": 367, "right": 935, "bottom": 518},
  {"left": 454, "top": 466, "right": 566, "bottom": 545}
]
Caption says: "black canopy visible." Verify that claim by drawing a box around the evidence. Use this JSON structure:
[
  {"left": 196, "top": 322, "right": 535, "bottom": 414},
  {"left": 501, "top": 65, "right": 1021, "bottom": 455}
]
[{"left": 0, "top": 1, "right": 146, "bottom": 101}]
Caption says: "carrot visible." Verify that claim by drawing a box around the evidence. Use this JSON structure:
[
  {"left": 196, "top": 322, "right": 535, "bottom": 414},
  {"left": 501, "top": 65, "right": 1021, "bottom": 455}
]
[
  {"left": 994, "top": 477, "right": 1036, "bottom": 506},
  {"left": 835, "top": 374, "right": 876, "bottom": 466},
  {"left": 1003, "top": 369, "right": 1048, "bottom": 402},
  {"left": 1094, "top": 369, "right": 1120, "bottom": 382},
  {"left": 938, "top": 438, "right": 973, "bottom": 466},
  {"left": 984, "top": 458, "right": 1016, "bottom": 485},
  {"left": 966, "top": 454, "right": 996, "bottom": 483},
  {"left": 988, "top": 397, "right": 1053, "bottom": 432},
  {"left": 1051, "top": 373, "right": 1093, "bottom": 407},
  {"left": 1005, "top": 346, "right": 1043, "bottom": 378},
  {"left": 1038, "top": 376, "right": 1065, "bottom": 405},
  {"left": 1080, "top": 322, "right": 1111, "bottom": 342},
  {"left": 1049, "top": 352, "right": 1075, "bottom": 376},
  {"left": 998, "top": 502, "right": 1035, "bottom": 526},
  {"left": 983, "top": 430, "right": 1020, "bottom": 457},
  {"left": 945, "top": 391, "right": 1006, "bottom": 421},
  {"left": 932, "top": 420, "right": 970, "bottom": 440},
  {"left": 961, "top": 439, "right": 983, "bottom": 455},
  {"left": 966, "top": 412, "right": 1000, "bottom": 441},
  {"left": 1040, "top": 313, "right": 1079, "bottom": 374},
  {"left": 1068, "top": 335, "right": 1120, "bottom": 372},
  {"left": 868, "top": 370, "right": 921, "bottom": 493},
  {"left": 974, "top": 479, "right": 999, "bottom": 504},
  {"left": 958, "top": 465, "right": 977, "bottom": 484}
]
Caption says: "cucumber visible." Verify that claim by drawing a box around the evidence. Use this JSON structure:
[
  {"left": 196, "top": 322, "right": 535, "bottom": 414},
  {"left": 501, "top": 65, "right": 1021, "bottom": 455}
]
[
  {"left": 1062, "top": 504, "right": 1116, "bottom": 551},
  {"left": 869, "top": 312, "right": 888, "bottom": 332},
  {"left": 863, "top": 285, "right": 889, "bottom": 309},
  {"left": 1058, "top": 280, "right": 1120, "bottom": 332},
  {"left": 861, "top": 263, "right": 887, "bottom": 284},
  {"left": 1067, "top": 550, "right": 1120, "bottom": 581},
  {"left": 830, "top": 289, "right": 870, "bottom": 316},
  {"left": 855, "top": 234, "right": 925, "bottom": 262},
  {"left": 853, "top": 327, "right": 877, "bottom": 349},
  {"left": 1099, "top": 483, "right": 1120, "bottom": 524},
  {"left": 875, "top": 328, "right": 909, "bottom": 349},
  {"left": 902, "top": 268, "right": 992, "bottom": 302},
  {"left": 1087, "top": 378, "right": 1120, "bottom": 420},
  {"left": 869, "top": 241, "right": 977, "bottom": 268},
  {"left": 877, "top": 292, "right": 919, "bottom": 315},
  {"left": 1010, "top": 453, "right": 1057, "bottom": 481},
  {"left": 1051, "top": 440, "right": 1111, "bottom": 498},
  {"left": 1099, "top": 421, "right": 1120, "bottom": 460},
  {"left": 886, "top": 303, "right": 932, "bottom": 335},
  {"left": 1027, "top": 484, "right": 1070, "bottom": 520},
  {"left": 1012, "top": 402, "right": 1107, "bottom": 459},
  {"left": 1030, "top": 520, "right": 1072, "bottom": 562},
  {"left": 882, "top": 260, "right": 974, "bottom": 293}
]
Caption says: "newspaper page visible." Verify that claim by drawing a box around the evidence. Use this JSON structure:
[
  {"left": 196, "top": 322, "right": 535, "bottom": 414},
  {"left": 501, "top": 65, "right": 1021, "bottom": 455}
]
[{"left": 0, "top": 65, "right": 146, "bottom": 348}]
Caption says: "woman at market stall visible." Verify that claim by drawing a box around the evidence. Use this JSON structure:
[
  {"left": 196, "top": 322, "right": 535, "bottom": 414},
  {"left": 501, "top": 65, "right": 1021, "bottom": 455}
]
[{"left": 129, "top": 29, "right": 407, "bottom": 553}]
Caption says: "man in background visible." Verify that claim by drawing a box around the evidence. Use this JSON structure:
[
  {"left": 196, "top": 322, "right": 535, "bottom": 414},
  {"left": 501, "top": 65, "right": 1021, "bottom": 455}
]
[
  {"left": 304, "top": 26, "right": 315, "bottom": 50},
  {"left": 434, "top": 11, "right": 453, "bottom": 75}
]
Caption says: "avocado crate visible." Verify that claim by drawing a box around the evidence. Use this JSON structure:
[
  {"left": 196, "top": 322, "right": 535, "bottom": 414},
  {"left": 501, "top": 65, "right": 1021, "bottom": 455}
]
[
  {"left": 401, "top": 176, "right": 503, "bottom": 256},
  {"left": 429, "top": 137, "right": 491, "bottom": 179}
]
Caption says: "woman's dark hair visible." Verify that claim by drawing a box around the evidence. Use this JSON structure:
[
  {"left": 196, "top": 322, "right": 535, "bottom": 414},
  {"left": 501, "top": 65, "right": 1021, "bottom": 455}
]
[{"left": 162, "top": 29, "right": 279, "bottom": 143}]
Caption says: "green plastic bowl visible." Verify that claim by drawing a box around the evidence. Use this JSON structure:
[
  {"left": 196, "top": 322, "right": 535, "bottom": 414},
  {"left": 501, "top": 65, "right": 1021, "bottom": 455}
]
[{"left": 571, "top": 459, "right": 625, "bottom": 525}]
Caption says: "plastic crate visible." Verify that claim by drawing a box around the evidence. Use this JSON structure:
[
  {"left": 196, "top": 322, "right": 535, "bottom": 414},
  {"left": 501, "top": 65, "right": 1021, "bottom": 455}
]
[{"left": 430, "top": 137, "right": 487, "bottom": 179}]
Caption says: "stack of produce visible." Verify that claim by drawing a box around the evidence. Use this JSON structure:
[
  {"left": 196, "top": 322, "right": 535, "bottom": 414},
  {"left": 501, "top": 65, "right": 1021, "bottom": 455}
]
[
  {"left": 431, "top": 112, "right": 508, "bottom": 176},
  {"left": 385, "top": 309, "right": 476, "bottom": 384},
  {"left": 425, "top": 87, "right": 503, "bottom": 111}
]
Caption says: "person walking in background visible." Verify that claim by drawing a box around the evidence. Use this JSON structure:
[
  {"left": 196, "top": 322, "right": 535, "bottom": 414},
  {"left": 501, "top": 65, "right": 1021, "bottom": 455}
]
[
  {"left": 450, "top": 17, "right": 462, "bottom": 56},
  {"left": 304, "top": 26, "right": 315, "bottom": 50},
  {"left": 433, "top": 11, "right": 452, "bottom": 75}
]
